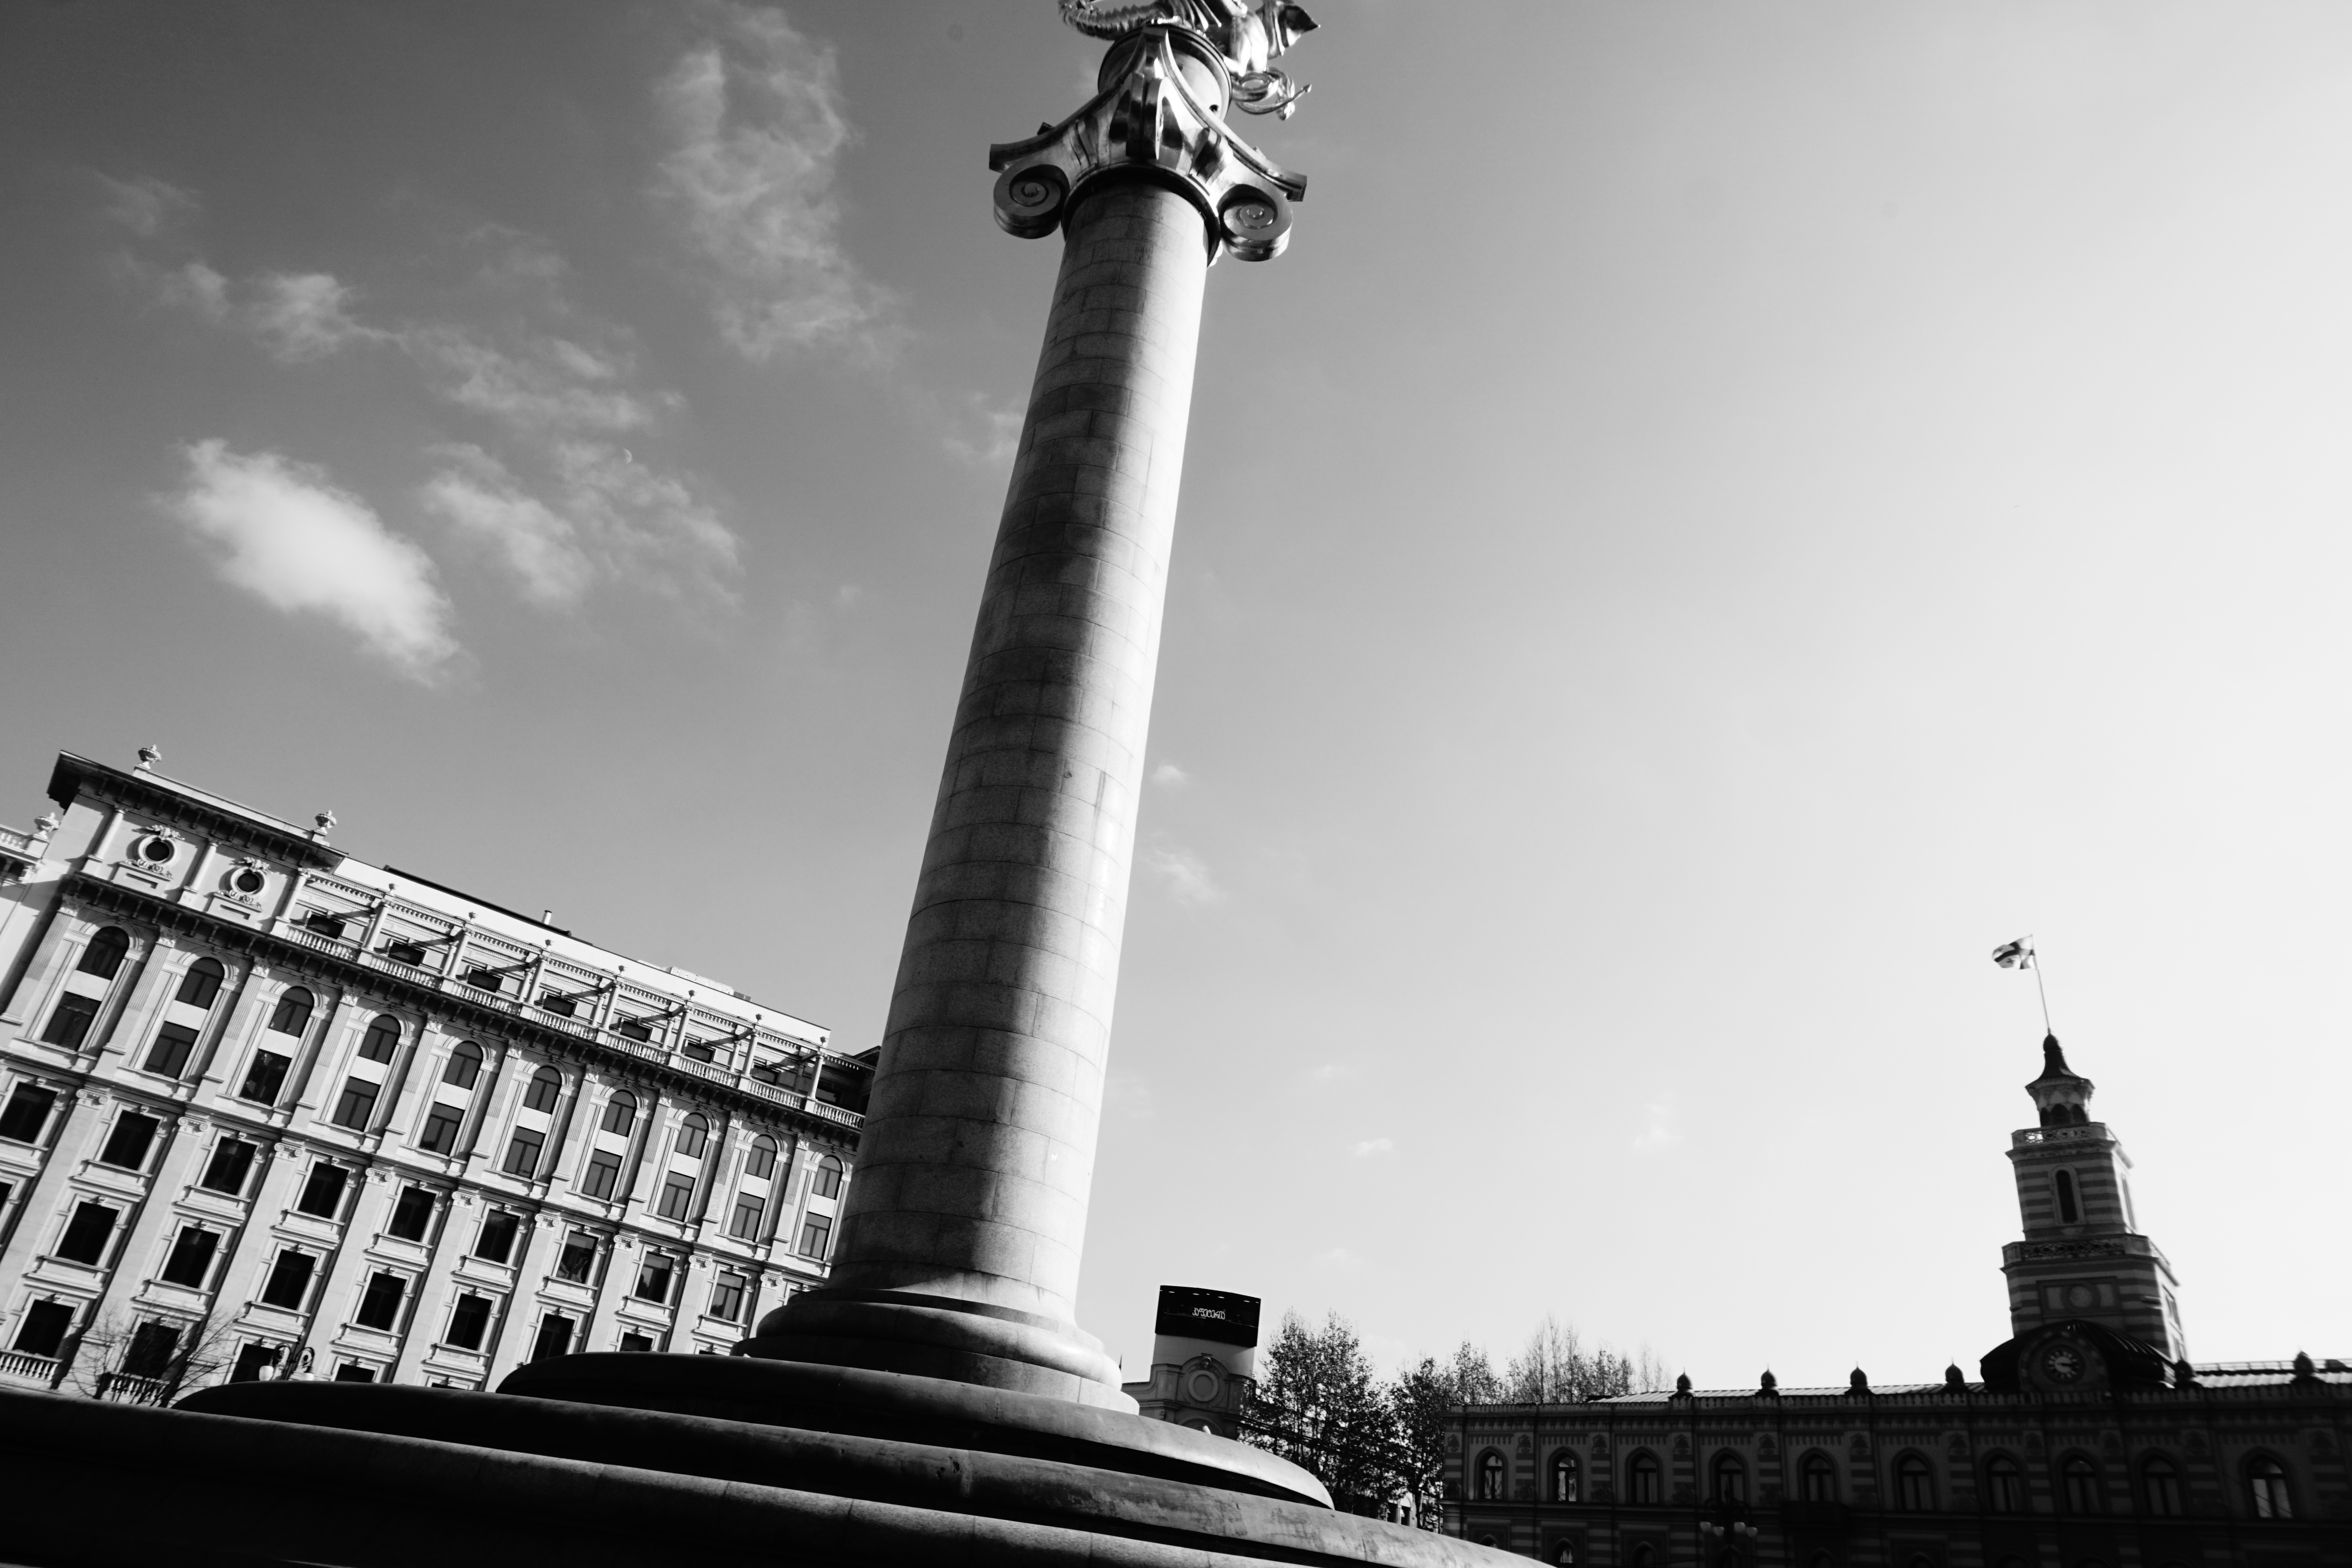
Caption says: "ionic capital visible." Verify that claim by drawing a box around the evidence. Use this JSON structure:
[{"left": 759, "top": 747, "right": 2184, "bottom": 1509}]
[{"left": 991, "top": 27, "right": 1306, "bottom": 262}]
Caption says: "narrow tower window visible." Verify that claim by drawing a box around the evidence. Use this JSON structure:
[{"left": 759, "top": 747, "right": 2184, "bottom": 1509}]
[{"left": 2054, "top": 1169, "right": 2080, "bottom": 1224}]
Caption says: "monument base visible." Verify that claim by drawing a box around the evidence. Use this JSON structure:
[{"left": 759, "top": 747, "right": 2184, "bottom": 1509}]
[{"left": 0, "top": 1357, "right": 1514, "bottom": 1566}]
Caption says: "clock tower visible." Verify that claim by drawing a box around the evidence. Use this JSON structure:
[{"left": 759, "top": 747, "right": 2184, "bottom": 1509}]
[{"left": 1992, "top": 1034, "right": 2187, "bottom": 1385}]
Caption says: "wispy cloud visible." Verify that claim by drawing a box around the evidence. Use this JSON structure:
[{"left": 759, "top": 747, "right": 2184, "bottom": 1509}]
[
  {"left": 1352, "top": 1137, "right": 1396, "bottom": 1158},
  {"left": 653, "top": 2, "right": 894, "bottom": 361},
  {"left": 166, "top": 441, "right": 458, "bottom": 682},
  {"left": 1151, "top": 761, "right": 1192, "bottom": 789},
  {"left": 96, "top": 173, "right": 198, "bottom": 239},
  {"left": 1633, "top": 1099, "right": 1683, "bottom": 1152},
  {"left": 109, "top": 190, "right": 740, "bottom": 613},
  {"left": 942, "top": 395, "right": 1024, "bottom": 468},
  {"left": 1141, "top": 839, "right": 1225, "bottom": 907}
]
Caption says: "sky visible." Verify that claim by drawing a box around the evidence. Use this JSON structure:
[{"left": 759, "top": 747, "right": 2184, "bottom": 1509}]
[{"left": 3, "top": 1, "right": 2348, "bottom": 1389}]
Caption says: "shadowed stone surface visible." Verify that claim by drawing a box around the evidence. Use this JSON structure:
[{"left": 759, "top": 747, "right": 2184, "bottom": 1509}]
[{"left": 748, "top": 181, "right": 1210, "bottom": 1400}]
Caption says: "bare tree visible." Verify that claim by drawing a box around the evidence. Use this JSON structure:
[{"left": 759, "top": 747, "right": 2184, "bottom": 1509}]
[{"left": 58, "top": 1310, "right": 238, "bottom": 1404}]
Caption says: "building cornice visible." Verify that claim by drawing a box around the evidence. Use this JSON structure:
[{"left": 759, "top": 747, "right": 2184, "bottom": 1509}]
[
  {"left": 60, "top": 870, "right": 859, "bottom": 1150},
  {"left": 47, "top": 753, "right": 341, "bottom": 873}
]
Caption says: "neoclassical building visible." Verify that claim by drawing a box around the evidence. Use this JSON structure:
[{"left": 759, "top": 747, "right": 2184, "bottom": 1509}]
[
  {"left": 0, "top": 748, "right": 871, "bottom": 1397},
  {"left": 1443, "top": 1038, "right": 2348, "bottom": 1564}
]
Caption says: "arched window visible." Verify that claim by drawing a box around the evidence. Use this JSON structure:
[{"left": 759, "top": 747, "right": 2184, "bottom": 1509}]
[
  {"left": 813, "top": 1155, "right": 844, "bottom": 1199},
  {"left": 78, "top": 926, "right": 130, "bottom": 980},
  {"left": 522, "top": 1067, "right": 561, "bottom": 1113},
  {"left": 358, "top": 1014, "right": 402, "bottom": 1063},
  {"left": 601, "top": 1092, "right": 636, "bottom": 1135},
  {"left": 442, "top": 1041, "right": 483, "bottom": 1089},
  {"left": 2054, "top": 1169, "right": 2081, "bottom": 1225},
  {"left": 1714, "top": 1454, "right": 1748, "bottom": 1504},
  {"left": 1551, "top": 1450, "right": 1580, "bottom": 1503},
  {"left": 1476, "top": 1450, "right": 1505, "bottom": 1501},
  {"left": 1800, "top": 1452, "right": 1837, "bottom": 1503},
  {"left": 268, "top": 987, "right": 314, "bottom": 1036},
  {"left": 1627, "top": 1451, "right": 1662, "bottom": 1505},
  {"left": 1721, "top": 1554, "right": 1744, "bottom": 1568},
  {"left": 2140, "top": 1456, "right": 2182, "bottom": 1517},
  {"left": 677, "top": 1114, "right": 709, "bottom": 1158},
  {"left": 746, "top": 1136, "right": 777, "bottom": 1180},
  {"left": 2248, "top": 1458, "right": 2292, "bottom": 1519},
  {"left": 1630, "top": 1546, "right": 1654, "bottom": 1568},
  {"left": 1895, "top": 1452, "right": 1934, "bottom": 1511},
  {"left": 1984, "top": 1455, "right": 2025, "bottom": 1512},
  {"left": 175, "top": 958, "right": 225, "bottom": 1008},
  {"left": 1554, "top": 1543, "right": 1576, "bottom": 1566},
  {"left": 2060, "top": 1455, "right": 2102, "bottom": 1514}
]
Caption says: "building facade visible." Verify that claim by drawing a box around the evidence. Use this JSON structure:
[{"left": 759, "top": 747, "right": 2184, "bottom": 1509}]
[
  {"left": 0, "top": 749, "right": 871, "bottom": 1399},
  {"left": 1443, "top": 1039, "right": 2349, "bottom": 1564}
]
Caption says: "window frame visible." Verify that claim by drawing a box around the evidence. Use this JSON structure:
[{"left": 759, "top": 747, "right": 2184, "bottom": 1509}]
[
  {"left": 1551, "top": 1449, "right": 1580, "bottom": 1503},
  {"left": 1627, "top": 1450, "right": 1663, "bottom": 1506},
  {"left": 2247, "top": 1456, "right": 2293, "bottom": 1520},
  {"left": 175, "top": 957, "right": 226, "bottom": 1009},
  {"left": 1893, "top": 1452, "right": 1935, "bottom": 1512},
  {"left": 1476, "top": 1449, "right": 1506, "bottom": 1501},
  {"left": 77, "top": 926, "right": 130, "bottom": 980},
  {"left": 2059, "top": 1454, "right": 2104, "bottom": 1515}
]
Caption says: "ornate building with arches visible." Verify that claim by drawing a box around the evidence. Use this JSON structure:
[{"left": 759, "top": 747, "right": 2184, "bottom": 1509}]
[
  {"left": 1442, "top": 1038, "right": 2348, "bottom": 1565},
  {"left": 0, "top": 749, "right": 870, "bottom": 1397}
]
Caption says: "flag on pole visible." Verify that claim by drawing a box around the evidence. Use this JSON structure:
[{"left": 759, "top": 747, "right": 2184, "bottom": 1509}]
[{"left": 1991, "top": 936, "right": 2034, "bottom": 970}]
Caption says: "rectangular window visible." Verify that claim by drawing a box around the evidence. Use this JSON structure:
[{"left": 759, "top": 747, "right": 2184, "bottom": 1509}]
[
  {"left": 446, "top": 1293, "right": 492, "bottom": 1351},
  {"left": 417, "top": 1105, "right": 463, "bottom": 1154},
  {"left": 618, "top": 1331, "right": 655, "bottom": 1352},
  {"left": 656, "top": 1173, "right": 695, "bottom": 1221},
  {"left": 239, "top": 1049, "right": 291, "bottom": 1104},
  {"left": 98, "top": 1112, "right": 160, "bottom": 1170},
  {"left": 331, "top": 1076, "right": 380, "bottom": 1130},
  {"left": 797, "top": 1213, "right": 833, "bottom": 1259},
  {"left": 14, "top": 1300, "right": 74, "bottom": 1357},
  {"left": 354, "top": 1270, "right": 405, "bottom": 1331},
  {"left": 555, "top": 1233, "right": 597, "bottom": 1283},
  {"left": 502, "top": 1129, "right": 545, "bottom": 1177},
  {"left": 530, "top": 1312, "right": 575, "bottom": 1363},
  {"left": 333, "top": 1362, "right": 376, "bottom": 1383},
  {"left": 229, "top": 1343, "right": 279, "bottom": 1383},
  {"left": 539, "top": 992, "right": 577, "bottom": 1018},
  {"left": 56, "top": 1200, "right": 118, "bottom": 1265},
  {"left": 614, "top": 1018, "right": 652, "bottom": 1042},
  {"left": 0, "top": 1083, "right": 58, "bottom": 1143},
  {"left": 296, "top": 1162, "right": 348, "bottom": 1218},
  {"left": 303, "top": 911, "right": 346, "bottom": 938},
  {"left": 143, "top": 1023, "right": 200, "bottom": 1078},
  {"left": 709, "top": 1272, "right": 746, "bottom": 1323},
  {"left": 260, "top": 1249, "right": 314, "bottom": 1309},
  {"left": 160, "top": 1225, "right": 220, "bottom": 1288},
  {"left": 122, "top": 1321, "right": 180, "bottom": 1380},
  {"left": 728, "top": 1194, "right": 766, "bottom": 1240},
  {"left": 632, "top": 1256, "right": 674, "bottom": 1303},
  {"left": 682, "top": 1043, "right": 715, "bottom": 1062},
  {"left": 387, "top": 1185, "right": 435, "bottom": 1242},
  {"left": 581, "top": 1151, "right": 622, "bottom": 1200},
  {"left": 40, "top": 993, "right": 100, "bottom": 1049},
  {"left": 474, "top": 1209, "right": 520, "bottom": 1264},
  {"left": 383, "top": 941, "right": 426, "bottom": 966},
  {"left": 465, "top": 967, "right": 504, "bottom": 993},
  {"left": 199, "top": 1137, "right": 257, "bottom": 1196}
]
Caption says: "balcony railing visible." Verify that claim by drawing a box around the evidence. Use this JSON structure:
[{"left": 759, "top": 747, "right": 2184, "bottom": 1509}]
[
  {"left": 0, "top": 1349, "right": 58, "bottom": 1386},
  {"left": 94, "top": 1370, "right": 171, "bottom": 1405},
  {"left": 0, "top": 825, "right": 35, "bottom": 856},
  {"left": 266, "top": 908, "right": 865, "bottom": 1131}
]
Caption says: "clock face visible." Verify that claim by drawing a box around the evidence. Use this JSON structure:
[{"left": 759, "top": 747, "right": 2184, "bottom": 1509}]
[{"left": 2040, "top": 1345, "right": 2087, "bottom": 1384}]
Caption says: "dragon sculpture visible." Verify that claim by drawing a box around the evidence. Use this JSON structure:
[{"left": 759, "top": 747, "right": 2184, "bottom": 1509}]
[{"left": 1058, "top": 0, "right": 1319, "bottom": 117}]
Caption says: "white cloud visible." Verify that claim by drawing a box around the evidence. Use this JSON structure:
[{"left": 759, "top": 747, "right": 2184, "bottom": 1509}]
[
  {"left": 1107, "top": 1072, "right": 1156, "bottom": 1122},
  {"left": 1141, "top": 840, "right": 1225, "bottom": 907},
  {"left": 1352, "top": 1137, "right": 1396, "bottom": 1158},
  {"left": 419, "top": 447, "right": 592, "bottom": 607},
  {"left": 943, "top": 397, "right": 1024, "bottom": 468},
  {"left": 249, "top": 272, "right": 386, "bottom": 361},
  {"left": 1632, "top": 1100, "right": 1683, "bottom": 1152},
  {"left": 96, "top": 173, "right": 198, "bottom": 239},
  {"left": 167, "top": 441, "right": 458, "bottom": 681},
  {"left": 423, "top": 441, "right": 739, "bottom": 609},
  {"left": 653, "top": 3, "right": 893, "bottom": 360},
  {"left": 107, "top": 181, "right": 744, "bottom": 616},
  {"left": 1151, "top": 761, "right": 1191, "bottom": 789}
]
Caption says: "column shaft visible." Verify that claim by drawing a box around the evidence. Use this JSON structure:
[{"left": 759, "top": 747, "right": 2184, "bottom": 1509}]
[{"left": 828, "top": 180, "right": 1208, "bottom": 1326}]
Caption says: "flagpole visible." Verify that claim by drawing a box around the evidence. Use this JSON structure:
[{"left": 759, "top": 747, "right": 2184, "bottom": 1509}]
[{"left": 2030, "top": 940, "right": 2053, "bottom": 1036}]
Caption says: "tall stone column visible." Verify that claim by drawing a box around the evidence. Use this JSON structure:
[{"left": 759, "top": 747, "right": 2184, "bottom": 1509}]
[{"left": 750, "top": 20, "right": 1308, "bottom": 1405}]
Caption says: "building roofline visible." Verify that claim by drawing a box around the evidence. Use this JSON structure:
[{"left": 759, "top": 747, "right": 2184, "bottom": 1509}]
[
  {"left": 48, "top": 752, "right": 341, "bottom": 871},
  {"left": 385, "top": 865, "right": 572, "bottom": 937}
]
